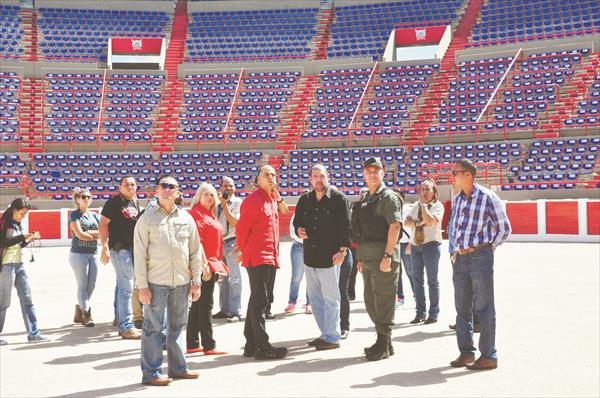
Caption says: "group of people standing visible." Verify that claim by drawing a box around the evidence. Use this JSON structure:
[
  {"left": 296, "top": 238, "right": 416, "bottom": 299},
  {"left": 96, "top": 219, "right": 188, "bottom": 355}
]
[{"left": 0, "top": 156, "right": 511, "bottom": 385}]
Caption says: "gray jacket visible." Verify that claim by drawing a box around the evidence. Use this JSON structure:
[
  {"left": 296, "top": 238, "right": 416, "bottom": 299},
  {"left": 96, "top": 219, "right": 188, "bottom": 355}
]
[{"left": 134, "top": 203, "right": 207, "bottom": 289}]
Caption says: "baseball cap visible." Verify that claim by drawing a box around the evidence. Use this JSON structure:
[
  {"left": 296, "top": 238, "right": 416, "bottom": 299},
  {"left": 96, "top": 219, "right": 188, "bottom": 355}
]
[{"left": 363, "top": 157, "right": 384, "bottom": 170}]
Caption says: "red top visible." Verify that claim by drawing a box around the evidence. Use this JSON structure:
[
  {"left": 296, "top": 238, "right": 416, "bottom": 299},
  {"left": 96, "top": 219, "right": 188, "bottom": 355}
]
[
  {"left": 235, "top": 187, "right": 280, "bottom": 268},
  {"left": 189, "top": 204, "right": 228, "bottom": 274}
]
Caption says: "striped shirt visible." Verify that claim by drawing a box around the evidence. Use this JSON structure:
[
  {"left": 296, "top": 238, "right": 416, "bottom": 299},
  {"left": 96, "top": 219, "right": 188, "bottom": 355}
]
[{"left": 450, "top": 183, "right": 511, "bottom": 252}]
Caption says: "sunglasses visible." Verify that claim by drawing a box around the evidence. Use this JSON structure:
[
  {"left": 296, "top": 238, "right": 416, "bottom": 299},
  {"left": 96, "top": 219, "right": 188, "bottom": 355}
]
[
  {"left": 452, "top": 170, "right": 469, "bottom": 176},
  {"left": 159, "top": 182, "right": 179, "bottom": 190},
  {"left": 80, "top": 195, "right": 92, "bottom": 200}
]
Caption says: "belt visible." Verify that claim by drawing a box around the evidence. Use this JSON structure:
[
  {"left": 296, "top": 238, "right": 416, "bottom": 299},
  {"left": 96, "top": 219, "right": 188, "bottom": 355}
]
[
  {"left": 224, "top": 237, "right": 236, "bottom": 244},
  {"left": 458, "top": 243, "right": 491, "bottom": 256}
]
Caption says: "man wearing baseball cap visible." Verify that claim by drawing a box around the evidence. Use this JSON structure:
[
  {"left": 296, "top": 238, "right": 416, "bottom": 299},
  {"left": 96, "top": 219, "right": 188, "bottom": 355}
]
[{"left": 350, "top": 157, "right": 403, "bottom": 361}]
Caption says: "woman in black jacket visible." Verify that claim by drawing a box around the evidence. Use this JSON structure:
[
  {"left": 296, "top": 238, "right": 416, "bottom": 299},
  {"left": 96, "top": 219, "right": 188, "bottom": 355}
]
[{"left": 0, "top": 198, "right": 47, "bottom": 345}]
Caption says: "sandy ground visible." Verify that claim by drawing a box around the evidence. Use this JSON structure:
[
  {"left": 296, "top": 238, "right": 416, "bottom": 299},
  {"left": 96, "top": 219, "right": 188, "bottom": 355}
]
[{"left": 0, "top": 241, "right": 598, "bottom": 397}]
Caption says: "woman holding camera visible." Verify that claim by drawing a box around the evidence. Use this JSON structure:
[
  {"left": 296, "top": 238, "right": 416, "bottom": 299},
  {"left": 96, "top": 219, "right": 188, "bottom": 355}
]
[
  {"left": 0, "top": 198, "right": 47, "bottom": 345},
  {"left": 69, "top": 188, "right": 101, "bottom": 327},
  {"left": 404, "top": 180, "right": 444, "bottom": 325}
]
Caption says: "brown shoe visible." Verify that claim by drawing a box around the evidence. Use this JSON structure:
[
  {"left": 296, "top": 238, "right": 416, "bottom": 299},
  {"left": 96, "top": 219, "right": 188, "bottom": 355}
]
[
  {"left": 142, "top": 376, "right": 172, "bottom": 386},
  {"left": 315, "top": 341, "right": 340, "bottom": 350},
  {"left": 81, "top": 308, "right": 94, "bottom": 327},
  {"left": 450, "top": 353, "right": 476, "bottom": 367},
  {"left": 74, "top": 305, "right": 83, "bottom": 324},
  {"left": 121, "top": 328, "right": 142, "bottom": 340},
  {"left": 307, "top": 338, "right": 326, "bottom": 347},
  {"left": 169, "top": 371, "right": 199, "bottom": 379},
  {"left": 466, "top": 356, "right": 497, "bottom": 370}
]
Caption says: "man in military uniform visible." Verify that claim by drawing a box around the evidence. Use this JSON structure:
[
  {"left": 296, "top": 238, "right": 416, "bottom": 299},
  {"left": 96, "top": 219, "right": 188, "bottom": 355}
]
[{"left": 352, "top": 157, "right": 403, "bottom": 361}]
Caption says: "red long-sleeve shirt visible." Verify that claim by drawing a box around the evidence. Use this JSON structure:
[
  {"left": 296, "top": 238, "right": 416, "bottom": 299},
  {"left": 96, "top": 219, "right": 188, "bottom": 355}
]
[
  {"left": 189, "top": 204, "right": 228, "bottom": 274},
  {"left": 235, "top": 187, "right": 280, "bottom": 268}
]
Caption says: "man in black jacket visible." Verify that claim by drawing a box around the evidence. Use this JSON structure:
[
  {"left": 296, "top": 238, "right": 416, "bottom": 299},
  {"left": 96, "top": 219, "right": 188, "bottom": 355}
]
[{"left": 294, "top": 164, "right": 351, "bottom": 350}]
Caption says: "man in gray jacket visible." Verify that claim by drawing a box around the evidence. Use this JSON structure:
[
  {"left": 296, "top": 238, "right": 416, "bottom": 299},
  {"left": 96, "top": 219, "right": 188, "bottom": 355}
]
[{"left": 134, "top": 175, "right": 208, "bottom": 386}]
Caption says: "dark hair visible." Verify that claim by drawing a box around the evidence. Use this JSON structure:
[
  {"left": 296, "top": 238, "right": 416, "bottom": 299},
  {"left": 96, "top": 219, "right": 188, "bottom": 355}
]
[
  {"left": 156, "top": 175, "right": 176, "bottom": 187},
  {"left": 0, "top": 198, "right": 31, "bottom": 249},
  {"left": 456, "top": 159, "right": 477, "bottom": 177},
  {"left": 119, "top": 176, "right": 136, "bottom": 185}
]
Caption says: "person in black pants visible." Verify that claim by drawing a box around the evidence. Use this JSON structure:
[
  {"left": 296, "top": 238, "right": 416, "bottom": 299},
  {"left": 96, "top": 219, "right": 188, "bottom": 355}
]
[
  {"left": 347, "top": 245, "right": 358, "bottom": 301},
  {"left": 339, "top": 249, "right": 354, "bottom": 339},
  {"left": 236, "top": 165, "right": 288, "bottom": 360}
]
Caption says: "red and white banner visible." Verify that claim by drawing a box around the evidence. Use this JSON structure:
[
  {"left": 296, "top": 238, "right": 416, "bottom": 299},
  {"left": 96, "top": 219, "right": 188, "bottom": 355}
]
[
  {"left": 395, "top": 26, "right": 447, "bottom": 46},
  {"left": 110, "top": 38, "right": 164, "bottom": 54}
]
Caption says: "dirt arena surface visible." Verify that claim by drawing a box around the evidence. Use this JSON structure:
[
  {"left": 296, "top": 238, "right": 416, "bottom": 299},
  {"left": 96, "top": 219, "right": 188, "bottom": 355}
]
[{"left": 0, "top": 241, "right": 598, "bottom": 397}]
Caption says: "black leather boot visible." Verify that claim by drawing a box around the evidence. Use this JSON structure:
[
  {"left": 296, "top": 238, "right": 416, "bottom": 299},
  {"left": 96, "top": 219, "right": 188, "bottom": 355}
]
[{"left": 366, "top": 333, "right": 390, "bottom": 361}]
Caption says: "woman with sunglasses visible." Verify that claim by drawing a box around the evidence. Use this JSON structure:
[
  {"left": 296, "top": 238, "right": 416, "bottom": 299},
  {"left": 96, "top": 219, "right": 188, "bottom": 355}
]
[
  {"left": 0, "top": 198, "right": 47, "bottom": 345},
  {"left": 186, "top": 182, "right": 228, "bottom": 355},
  {"left": 404, "top": 179, "right": 444, "bottom": 325},
  {"left": 69, "top": 188, "right": 101, "bottom": 327}
]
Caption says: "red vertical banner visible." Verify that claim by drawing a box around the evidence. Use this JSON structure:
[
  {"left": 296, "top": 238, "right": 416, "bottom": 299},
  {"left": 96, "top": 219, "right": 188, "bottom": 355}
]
[
  {"left": 506, "top": 202, "right": 538, "bottom": 234},
  {"left": 587, "top": 201, "right": 600, "bottom": 235},
  {"left": 28, "top": 211, "right": 61, "bottom": 239},
  {"left": 546, "top": 201, "right": 579, "bottom": 235}
]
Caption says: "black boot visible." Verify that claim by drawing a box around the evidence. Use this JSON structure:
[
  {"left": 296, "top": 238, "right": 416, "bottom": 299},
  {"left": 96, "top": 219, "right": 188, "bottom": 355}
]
[
  {"left": 365, "top": 333, "right": 390, "bottom": 361},
  {"left": 388, "top": 335, "right": 395, "bottom": 356},
  {"left": 363, "top": 333, "right": 378, "bottom": 355}
]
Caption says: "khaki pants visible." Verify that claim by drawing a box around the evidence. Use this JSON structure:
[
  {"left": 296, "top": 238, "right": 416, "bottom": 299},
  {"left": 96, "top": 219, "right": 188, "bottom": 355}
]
[
  {"left": 132, "top": 288, "right": 143, "bottom": 322},
  {"left": 362, "top": 260, "right": 399, "bottom": 335}
]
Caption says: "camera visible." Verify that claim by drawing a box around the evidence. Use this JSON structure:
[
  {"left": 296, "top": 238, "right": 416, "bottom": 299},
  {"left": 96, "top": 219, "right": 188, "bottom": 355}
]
[{"left": 222, "top": 191, "right": 229, "bottom": 200}]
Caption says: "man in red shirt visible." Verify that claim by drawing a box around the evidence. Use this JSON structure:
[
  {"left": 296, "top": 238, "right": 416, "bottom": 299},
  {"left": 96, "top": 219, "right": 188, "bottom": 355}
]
[{"left": 236, "top": 165, "right": 288, "bottom": 360}]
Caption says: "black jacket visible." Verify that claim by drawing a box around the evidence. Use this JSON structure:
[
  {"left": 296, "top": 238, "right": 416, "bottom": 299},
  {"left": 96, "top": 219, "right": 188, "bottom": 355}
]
[{"left": 293, "top": 186, "right": 351, "bottom": 268}]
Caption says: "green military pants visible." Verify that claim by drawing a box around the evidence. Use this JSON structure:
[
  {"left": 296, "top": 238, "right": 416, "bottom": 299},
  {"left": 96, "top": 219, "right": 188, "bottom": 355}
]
[{"left": 362, "top": 260, "right": 399, "bottom": 336}]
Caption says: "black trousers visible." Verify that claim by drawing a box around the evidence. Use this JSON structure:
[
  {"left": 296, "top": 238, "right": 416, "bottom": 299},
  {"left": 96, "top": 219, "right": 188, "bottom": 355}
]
[
  {"left": 339, "top": 250, "right": 354, "bottom": 331},
  {"left": 244, "top": 264, "right": 275, "bottom": 350},
  {"left": 348, "top": 247, "right": 358, "bottom": 300},
  {"left": 265, "top": 266, "right": 276, "bottom": 314},
  {"left": 186, "top": 274, "right": 217, "bottom": 350}
]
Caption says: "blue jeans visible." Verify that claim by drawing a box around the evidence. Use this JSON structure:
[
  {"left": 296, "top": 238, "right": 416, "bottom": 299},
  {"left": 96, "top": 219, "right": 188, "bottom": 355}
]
[
  {"left": 110, "top": 249, "right": 135, "bottom": 333},
  {"left": 399, "top": 242, "right": 415, "bottom": 298},
  {"left": 69, "top": 252, "right": 99, "bottom": 312},
  {"left": 219, "top": 239, "right": 242, "bottom": 317},
  {"left": 304, "top": 264, "right": 341, "bottom": 344},
  {"left": 289, "top": 241, "right": 309, "bottom": 305},
  {"left": 411, "top": 241, "right": 441, "bottom": 319},
  {"left": 141, "top": 283, "right": 190, "bottom": 382},
  {"left": 453, "top": 245, "right": 497, "bottom": 359},
  {"left": 0, "top": 263, "right": 41, "bottom": 339}
]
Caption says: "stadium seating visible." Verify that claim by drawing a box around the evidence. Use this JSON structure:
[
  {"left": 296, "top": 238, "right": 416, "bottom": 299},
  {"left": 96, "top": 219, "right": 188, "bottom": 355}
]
[
  {"left": 37, "top": 8, "right": 170, "bottom": 61},
  {"left": 0, "top": 5, "right": 25, "bottom": 58},
  {"left": 427, "top": 49, "right": 591, "bottom": 136},
  {"left": 470, "top": 0, "right": 600, "bottom": 46},
  {"left": 186, "top": 8, "right": 318, "bottom": 62},
  {"left": 503, "top": 137, "right": 599, "bottom": 190},
  {"left": 301, "top": 64, "right": 436, "bottom": 141},
  {"left": 26, "top": 151, "right": 262, "bottom": 200},
  {"left": 328, "top": 0, "right": 462, "bottom": 59},
  {"left": 0, "top": 72, "right": 20, "bottom": 143}
]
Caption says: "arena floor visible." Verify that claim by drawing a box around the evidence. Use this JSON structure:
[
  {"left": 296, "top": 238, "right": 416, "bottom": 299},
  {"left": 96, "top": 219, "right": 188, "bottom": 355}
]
[{"left": 0, "top": 241, "right": 598, "bottom": 397}]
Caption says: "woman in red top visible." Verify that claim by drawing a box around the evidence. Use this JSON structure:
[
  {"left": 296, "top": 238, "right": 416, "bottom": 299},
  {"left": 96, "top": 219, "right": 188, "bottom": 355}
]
[{"left": 186, "top": 183, "right": 229, "bottom": 355}]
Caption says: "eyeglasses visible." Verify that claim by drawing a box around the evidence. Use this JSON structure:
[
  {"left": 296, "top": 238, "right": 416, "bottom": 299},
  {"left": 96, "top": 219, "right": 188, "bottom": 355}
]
[
  {"left": 452, "top": 170, "right": 469, "bottom": 176},
  {"left": 80, "top": 195, "right": 92, "bottom": 200},
  {"left": 159, "top": 182, "right": 179, "bottom": 190}
]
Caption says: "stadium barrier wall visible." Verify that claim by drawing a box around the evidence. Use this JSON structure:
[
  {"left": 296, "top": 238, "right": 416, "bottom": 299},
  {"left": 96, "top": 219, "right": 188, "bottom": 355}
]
[{"left": 13, "top": 199, "right": 599, "bottom": 247}]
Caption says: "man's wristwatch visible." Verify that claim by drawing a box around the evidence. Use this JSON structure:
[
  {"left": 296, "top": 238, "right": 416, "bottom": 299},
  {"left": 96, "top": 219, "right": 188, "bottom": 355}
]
[
  {"left": 383, "top": 252, "right": 393, "bottom": 259},
  {"left": 191, "top": 280, "right": 201, "bottom": 286}
]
